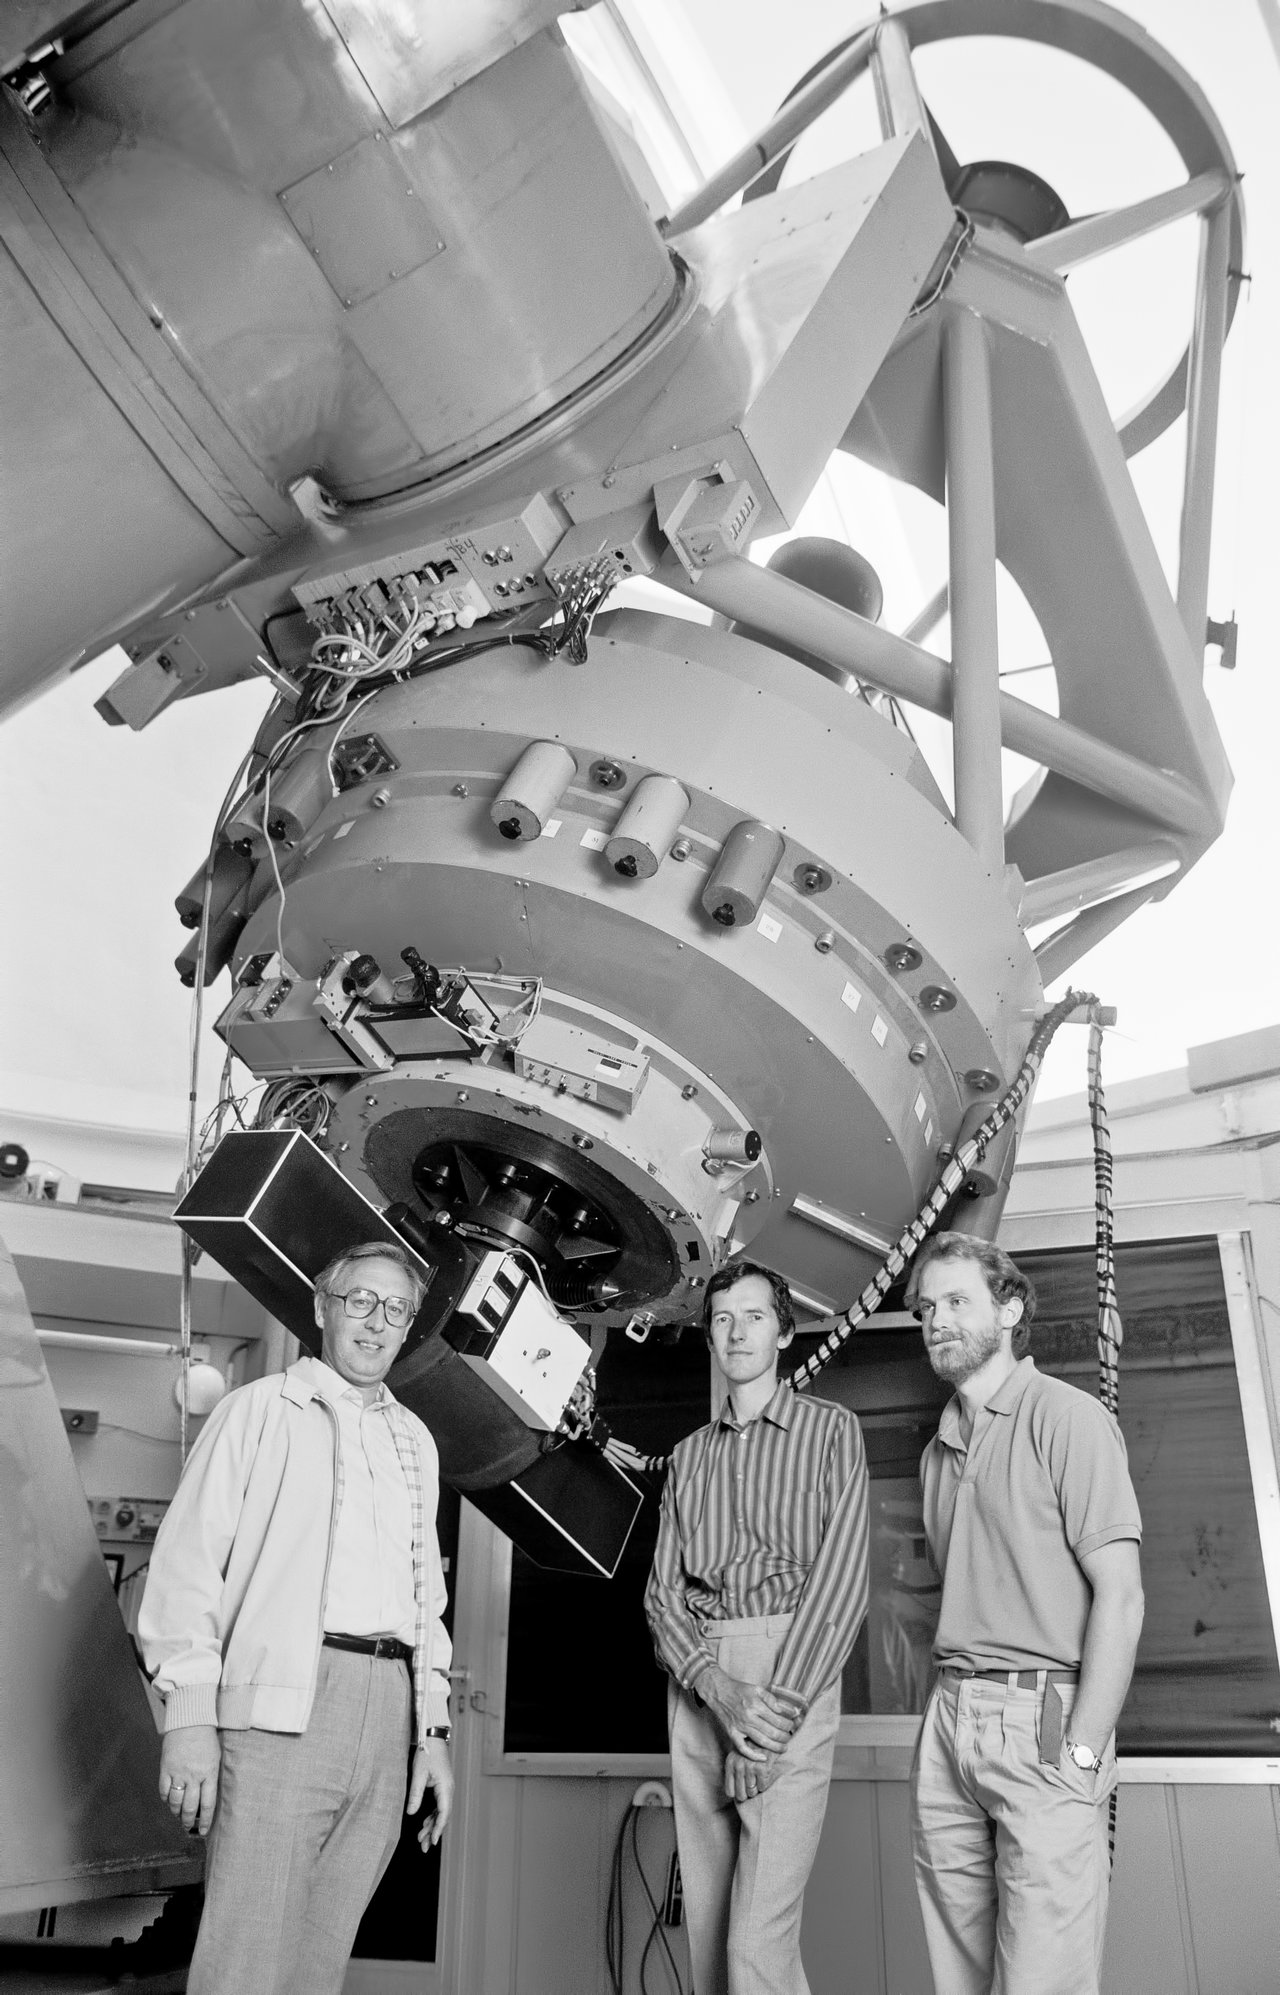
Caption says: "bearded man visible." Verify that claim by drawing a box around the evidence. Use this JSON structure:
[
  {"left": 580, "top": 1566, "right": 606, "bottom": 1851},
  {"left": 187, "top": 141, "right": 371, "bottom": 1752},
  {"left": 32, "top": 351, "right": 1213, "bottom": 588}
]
[{"left": 906, "top": 1232, "right": 1144, "bottom": 1995}]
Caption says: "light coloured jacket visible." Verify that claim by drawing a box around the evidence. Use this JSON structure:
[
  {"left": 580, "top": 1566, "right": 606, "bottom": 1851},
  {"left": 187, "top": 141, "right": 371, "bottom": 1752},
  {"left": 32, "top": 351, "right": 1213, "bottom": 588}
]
[{"left": 139, "top": 1359, "right": 451, "bottom": 1735}]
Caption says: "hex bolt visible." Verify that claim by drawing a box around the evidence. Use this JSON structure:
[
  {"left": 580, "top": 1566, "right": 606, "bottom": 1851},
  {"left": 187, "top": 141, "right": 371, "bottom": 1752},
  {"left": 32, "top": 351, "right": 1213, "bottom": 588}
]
[
  {"left": 745, "top": 1190, "right": 761, "bottom": 1204},
  {"left": 370, "top": 787, "right": 392, "bottom": 809},
  {"left": 815, "top": 930, "right": 836, "bottom": 954},
  {"left": 908, "top": 1040, "right": 929, "bottom": 1065},
  {"left": 456, "top": 1090, "right": 470, "bottom": 1103},
  {"left": 670, "top": 839, "right": 692, "bottom": 862},
  {"left": 681, "top": 1083, "right": 698, "bottom": 1100}
]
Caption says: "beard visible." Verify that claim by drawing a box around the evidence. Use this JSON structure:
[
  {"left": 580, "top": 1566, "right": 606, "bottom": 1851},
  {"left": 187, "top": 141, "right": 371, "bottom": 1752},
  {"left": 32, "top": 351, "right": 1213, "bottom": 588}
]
[{"left": 926, "top": 1319, "right": 1006, "bottom": 1384}]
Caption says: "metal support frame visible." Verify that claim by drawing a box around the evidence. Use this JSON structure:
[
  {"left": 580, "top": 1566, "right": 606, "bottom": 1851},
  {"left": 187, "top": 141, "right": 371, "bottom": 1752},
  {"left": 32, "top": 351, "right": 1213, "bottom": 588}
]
[
  {"left": 1017, "top": 838, "right": 1181, "bottom": 927},
  {"left": 1177, "top": 194, "right": 1233, "bottom": 653},
  {"left": 664, "top": 555, "right": 1217, "bottom": 837},
  {"left": 663, "top": 27, "right": 876, "bottom": 234},
  {"left": 1025, "top": 170, "right": 1232, "bottom": 275},
  {"left": 943, "top": 310, "right": 1005, "bottom": 872},
  {"left": 901, "top": 582, "right": 948, "bottom": 645},
  {"left": 1031, "top": 882, "right": 1157, "bottom": 986},
  {"left": 870, "top": 15, "right": 927, "bottom": 142}
]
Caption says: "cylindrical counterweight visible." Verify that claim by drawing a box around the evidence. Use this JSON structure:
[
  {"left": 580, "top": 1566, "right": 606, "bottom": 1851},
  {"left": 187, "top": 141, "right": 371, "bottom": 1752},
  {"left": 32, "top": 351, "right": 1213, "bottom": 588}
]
[
  {"left": 490, "top": 742, "right": 578, "bottom": 842},
  {"left": 701, "top": 820, "right": 787, "bottom": 928},
  {"left": 605, "top": 774, "right": 690, "bottom": 879},
  {"left": 175, "top": 843, "right": 254, "bottom": 930}
]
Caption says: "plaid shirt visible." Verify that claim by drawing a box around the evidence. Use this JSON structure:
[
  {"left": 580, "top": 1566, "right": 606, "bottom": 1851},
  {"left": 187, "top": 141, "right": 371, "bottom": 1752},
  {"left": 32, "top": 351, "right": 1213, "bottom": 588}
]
[{"left": 316, "top": 1363, "right": 450, "bottom": 1738}]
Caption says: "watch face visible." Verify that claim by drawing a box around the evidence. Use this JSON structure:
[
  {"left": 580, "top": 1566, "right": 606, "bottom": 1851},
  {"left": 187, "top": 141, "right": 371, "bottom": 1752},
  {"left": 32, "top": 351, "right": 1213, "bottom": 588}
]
[{"left": 1068, "top": 1742, "right": 1097, "bottom": 1769}]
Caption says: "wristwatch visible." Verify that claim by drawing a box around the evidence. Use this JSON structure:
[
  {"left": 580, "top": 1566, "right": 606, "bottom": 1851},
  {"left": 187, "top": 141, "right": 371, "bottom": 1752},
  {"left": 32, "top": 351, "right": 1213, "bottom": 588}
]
[
  {"left": 1064, "top": 1735, "right": 1102, "bottom": 1772},
  {"left": 420, "top": 1726, "right": 451, "bottom": 1743}
]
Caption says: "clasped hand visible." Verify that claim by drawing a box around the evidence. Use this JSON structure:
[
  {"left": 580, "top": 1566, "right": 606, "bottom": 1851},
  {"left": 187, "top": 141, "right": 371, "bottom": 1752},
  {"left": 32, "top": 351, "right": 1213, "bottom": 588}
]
[{"left": 698, "top": 1664, "right": 796, "bottom": 1801}]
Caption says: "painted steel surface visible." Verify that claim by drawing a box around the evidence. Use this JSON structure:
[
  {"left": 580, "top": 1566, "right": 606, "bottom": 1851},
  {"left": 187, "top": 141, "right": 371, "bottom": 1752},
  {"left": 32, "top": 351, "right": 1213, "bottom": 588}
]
[{"left": 0, "top": 1228, "right": 198, "bottom": 1912}]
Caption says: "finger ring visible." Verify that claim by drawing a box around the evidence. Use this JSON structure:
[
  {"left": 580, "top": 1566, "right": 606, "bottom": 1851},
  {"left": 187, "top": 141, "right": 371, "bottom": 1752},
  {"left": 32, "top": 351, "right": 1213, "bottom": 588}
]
[{"left": 169, "top": 1783, "right": 185, "bottom": 1793}]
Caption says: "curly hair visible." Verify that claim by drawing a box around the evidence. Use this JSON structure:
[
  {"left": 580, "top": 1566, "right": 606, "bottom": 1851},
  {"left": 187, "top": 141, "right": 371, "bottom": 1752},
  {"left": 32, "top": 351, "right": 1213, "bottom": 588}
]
[
  {"left": 701, "top": 1260, "right": 796, "bottom": 1343},
  {"left": 904, "top": 1231, "right": 1036, "bottom": 1358}
]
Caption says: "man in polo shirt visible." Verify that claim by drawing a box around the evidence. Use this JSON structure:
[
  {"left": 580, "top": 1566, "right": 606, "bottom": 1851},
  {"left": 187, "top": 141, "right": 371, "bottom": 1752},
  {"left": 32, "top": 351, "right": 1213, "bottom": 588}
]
[
  {"left": 645, "top": 1261, "right": 870, "bottom": 1995},
  {"left": 906, "top": 1231, "right": 1144, "bottom": 1995}
]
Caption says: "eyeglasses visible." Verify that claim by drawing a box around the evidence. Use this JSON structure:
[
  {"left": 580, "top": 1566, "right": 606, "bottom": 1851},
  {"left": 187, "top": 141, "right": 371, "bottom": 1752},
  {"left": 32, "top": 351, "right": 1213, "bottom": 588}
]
[{"left": 328, "top": 1286, "right": 416, "bottom": 1330}]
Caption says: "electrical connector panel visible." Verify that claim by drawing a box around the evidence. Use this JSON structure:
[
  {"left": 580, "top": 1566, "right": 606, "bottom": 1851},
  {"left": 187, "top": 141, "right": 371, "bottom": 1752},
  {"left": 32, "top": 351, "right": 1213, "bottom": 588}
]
[
  {"left": 447, "top": 1250, "right": 591, "bottom": 1431},
  {"left": 292, "top": 494, "right": 564, "bottom": 624},
  {"left": 514, "top": 1013, "right": 649, "bottom": 1111}
]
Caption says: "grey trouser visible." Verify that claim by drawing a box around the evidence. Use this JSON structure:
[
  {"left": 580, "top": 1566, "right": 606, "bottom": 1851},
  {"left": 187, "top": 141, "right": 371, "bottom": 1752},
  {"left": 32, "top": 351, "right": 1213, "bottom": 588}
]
[
  {"left": 911, "top": 1673, "right": 1118, "bottom": 1995},
  {"left": 188, "top": 1644, "right": 412, "bottom": 1995},
  {"left": 669, "top": 1614, "right": 840, "bottom": 1995}
]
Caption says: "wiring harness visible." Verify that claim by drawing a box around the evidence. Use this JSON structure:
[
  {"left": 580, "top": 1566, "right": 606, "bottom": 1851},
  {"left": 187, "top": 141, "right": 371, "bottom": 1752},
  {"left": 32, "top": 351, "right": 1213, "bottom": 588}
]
[{"left": 603, "top": 988, "right": 1113, "bottom": 1479}]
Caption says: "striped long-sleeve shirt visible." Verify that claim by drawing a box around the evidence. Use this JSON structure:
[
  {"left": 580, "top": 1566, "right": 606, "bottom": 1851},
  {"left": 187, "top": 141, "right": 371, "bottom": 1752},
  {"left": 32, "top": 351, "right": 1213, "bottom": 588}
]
[{"left": 645, "top": 1382, "right": 870, "bottom": 1716}]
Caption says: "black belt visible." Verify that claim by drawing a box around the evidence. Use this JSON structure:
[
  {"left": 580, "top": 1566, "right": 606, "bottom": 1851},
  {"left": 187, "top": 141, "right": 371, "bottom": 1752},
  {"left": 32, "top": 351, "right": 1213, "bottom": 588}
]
[{"left": 323, "top": 1632, "right": 413, "bottom": 1665}]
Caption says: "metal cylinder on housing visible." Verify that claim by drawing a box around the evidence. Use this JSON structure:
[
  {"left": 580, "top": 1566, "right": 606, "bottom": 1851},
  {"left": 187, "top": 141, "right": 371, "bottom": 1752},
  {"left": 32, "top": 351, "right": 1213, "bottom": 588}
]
[
  {"left": 262, "top": 753, "right": 334, "bottom": 846},
  {"left": 604, "top": 774, "right": 690, "bottom": 879},
  {"left": 700, "top": 820, "right": 787, "bottom": 928},
  {"left": 490, "top": 742, "right": 578, "bottom": 842},
  {"left": 175, "top": 843, "right": 255, "bottom": 930}
]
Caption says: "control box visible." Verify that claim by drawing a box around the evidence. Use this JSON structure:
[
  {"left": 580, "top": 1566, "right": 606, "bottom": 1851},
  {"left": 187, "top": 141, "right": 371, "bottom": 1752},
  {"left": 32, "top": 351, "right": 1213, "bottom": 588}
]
[
  {"left": 447, "top": 1250, "right": 590, "bottom": 1432},
  {"left": 514, "top": 1013, "right": 649, "bottom": 1111},
  {"left": 89, "top": 1495, "right": 171, "bottom": 1543}
]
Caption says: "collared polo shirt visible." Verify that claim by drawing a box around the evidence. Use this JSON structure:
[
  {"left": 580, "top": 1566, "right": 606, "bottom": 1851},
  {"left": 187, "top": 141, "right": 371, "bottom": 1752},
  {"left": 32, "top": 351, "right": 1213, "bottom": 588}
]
[{"left": 921, "top": 1357, "right": 1142, "bottom": 1673}]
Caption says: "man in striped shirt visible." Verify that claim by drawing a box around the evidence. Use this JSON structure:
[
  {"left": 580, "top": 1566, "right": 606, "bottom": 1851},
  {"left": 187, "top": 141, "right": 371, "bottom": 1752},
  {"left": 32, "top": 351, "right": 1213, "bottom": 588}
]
[{"left": 645, "top": 1261, "right": 870, "bottom": 1995}]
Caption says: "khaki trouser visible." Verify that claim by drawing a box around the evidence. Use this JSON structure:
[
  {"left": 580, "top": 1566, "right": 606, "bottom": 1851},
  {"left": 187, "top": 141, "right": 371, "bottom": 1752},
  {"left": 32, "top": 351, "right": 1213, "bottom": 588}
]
[
  {"left": 188, "top": 1645, "right": 412, "bottom": 1995},
  {"left": 911, "top": 1672, "right": 1118, "bottom": 1995},
  {"left": 668, "top": 1614, "right": 840, "bottom": 1995}
]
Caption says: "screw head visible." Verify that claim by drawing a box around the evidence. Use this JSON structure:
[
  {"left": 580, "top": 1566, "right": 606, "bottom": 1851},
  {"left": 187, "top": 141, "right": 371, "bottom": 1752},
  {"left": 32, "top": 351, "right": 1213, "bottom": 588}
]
[
  {"left": 456, "top": 1090, "right": 470, "bottom": 1103},
  {"left": 572, "top": 1133, "right": 594, "bottom": 1150},
  {"left": 370, "top": 786, "right": 392, "bottom": 809},
  {"left": 365, "top": 1095, "right": 378, "bottom": 1106},
  {"left": 670, "top": 839, "right": 692, "bottom": 862},
  {"left": 681, "top": 1084, "right": 698, "bottom": 1100},
  {"left": 590, "top": 758, "right": 626, "bottom": 790},
  {"left": 908, "top": 1040, "right": 929, "bottom": 1065},
  {"left": 745, "top": 1190, "right": 760, "bottom": 1204},
  {"left": 815, "top": 929, "right": 836, "bottom": 954},
  {"left": 795, "top": 863, "right": 832, "bottom": 895},
  {"left": 452, "top": 782, "right": 469, "bottom": 798},
  {"left": 920, "top": 985, "right": 957, "bottom": 1013},
  {"left": 885, "top": 941, "right": 923, "bottom": 974},
  {"left": 965, "top": 1068, "right": 1000, "bottom": 1093}
]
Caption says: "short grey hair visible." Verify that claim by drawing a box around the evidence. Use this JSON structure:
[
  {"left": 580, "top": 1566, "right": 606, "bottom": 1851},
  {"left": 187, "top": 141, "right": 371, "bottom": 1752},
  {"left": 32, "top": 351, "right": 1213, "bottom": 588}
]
[{"left": 313, "top": 1239, "right": 428, "bottom": 1312}]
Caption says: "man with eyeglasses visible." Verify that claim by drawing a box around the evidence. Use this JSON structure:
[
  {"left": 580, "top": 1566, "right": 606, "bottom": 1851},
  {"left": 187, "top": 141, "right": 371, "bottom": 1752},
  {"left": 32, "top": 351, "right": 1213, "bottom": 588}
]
[
  {"left": 905, "top": 1231, "right": 1144, "bottom": 1995},
  {"left": 140, "top": 1240, "right": 452, "bottom": 1995}
]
